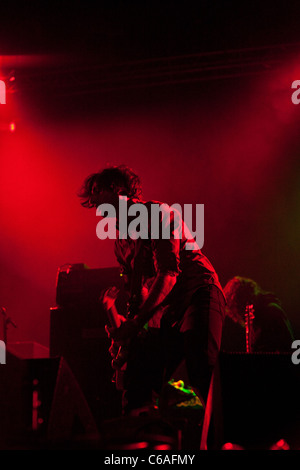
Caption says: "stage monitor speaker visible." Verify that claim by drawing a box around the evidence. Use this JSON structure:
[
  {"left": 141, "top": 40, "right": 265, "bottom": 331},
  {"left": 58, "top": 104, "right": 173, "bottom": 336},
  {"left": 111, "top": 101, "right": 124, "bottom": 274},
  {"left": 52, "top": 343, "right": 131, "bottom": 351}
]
[
  {"left": 0, "top": 351, "right": 98, "bottom": 448},
  {"left": 7, "top": 341, "right": 49, "bottom": 359},
  {"left": 218, "top": 352, "right": 300, "bottom": 449}
]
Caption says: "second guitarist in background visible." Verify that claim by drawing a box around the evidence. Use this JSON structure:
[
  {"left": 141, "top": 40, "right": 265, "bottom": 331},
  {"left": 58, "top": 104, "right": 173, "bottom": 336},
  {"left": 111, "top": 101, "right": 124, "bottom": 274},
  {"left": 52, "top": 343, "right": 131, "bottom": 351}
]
[{"left": 79, "top": 165, "right": 226, "bottom": 416}]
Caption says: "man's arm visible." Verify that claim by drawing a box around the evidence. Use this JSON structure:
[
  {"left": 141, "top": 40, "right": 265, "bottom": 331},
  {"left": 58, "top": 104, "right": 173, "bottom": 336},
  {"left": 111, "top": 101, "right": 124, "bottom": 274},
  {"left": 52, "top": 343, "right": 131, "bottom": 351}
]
[
  {"left": 131, "top": 211, "right": 181, "bottom": 329},
  {"left": 136, "top": 206, "right": 181, "bottom": 325},
  {"left": 110, "top": 206, "right": 181, "bottom": 341},
  {"left": 108, "top": 272, "right": 177, "bottom": 342},
  {"left": 135, "top": 272, "right": 177, "bottom": 327}
]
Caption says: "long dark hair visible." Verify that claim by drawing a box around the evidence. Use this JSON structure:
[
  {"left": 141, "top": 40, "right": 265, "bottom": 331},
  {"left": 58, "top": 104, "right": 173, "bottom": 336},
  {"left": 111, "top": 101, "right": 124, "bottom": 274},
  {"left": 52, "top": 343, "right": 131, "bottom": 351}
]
[
  {"left": 223, "top": 276, "right": 281, "bottom": 323},
  {"left": 78, "top": 165, "right": 142, "bottom": 208}
]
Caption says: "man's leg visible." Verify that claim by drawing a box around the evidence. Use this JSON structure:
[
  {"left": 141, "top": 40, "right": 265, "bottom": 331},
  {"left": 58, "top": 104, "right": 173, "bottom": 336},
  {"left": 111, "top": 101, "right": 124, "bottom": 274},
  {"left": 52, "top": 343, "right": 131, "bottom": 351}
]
[
  {"left": 181, "top": 285, "right": 225, "bottom": 405},
  {"left": 122, "top": 328, "right": 164, "bottom": 414}
]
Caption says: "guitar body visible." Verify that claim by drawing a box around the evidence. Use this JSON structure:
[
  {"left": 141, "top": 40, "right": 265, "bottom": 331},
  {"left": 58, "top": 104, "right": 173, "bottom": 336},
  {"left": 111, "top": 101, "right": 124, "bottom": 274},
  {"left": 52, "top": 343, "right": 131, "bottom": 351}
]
[
  {"left": 101, "top": 287, "right": 128, "bottom": 390},
  {"left": 101, "top": 286, "right": 151, "bottom": 390}
]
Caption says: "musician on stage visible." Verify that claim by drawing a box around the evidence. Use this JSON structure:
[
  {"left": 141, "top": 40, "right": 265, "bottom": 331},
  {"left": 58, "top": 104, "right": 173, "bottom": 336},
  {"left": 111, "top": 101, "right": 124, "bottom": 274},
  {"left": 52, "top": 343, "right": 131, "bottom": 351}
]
[
  {"left": 79, "top": 165, "right": 226, "bottom": 416},
  {"left": 221, "top": 276, "right": 294, "bottom": 353}
]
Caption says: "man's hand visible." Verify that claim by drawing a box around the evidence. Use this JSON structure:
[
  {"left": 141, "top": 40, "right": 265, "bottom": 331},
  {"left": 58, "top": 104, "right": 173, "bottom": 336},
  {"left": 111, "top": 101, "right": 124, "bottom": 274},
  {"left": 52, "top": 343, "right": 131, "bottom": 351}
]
[{"left": 107, "top": 336, "right": 128, "bottom": 370}]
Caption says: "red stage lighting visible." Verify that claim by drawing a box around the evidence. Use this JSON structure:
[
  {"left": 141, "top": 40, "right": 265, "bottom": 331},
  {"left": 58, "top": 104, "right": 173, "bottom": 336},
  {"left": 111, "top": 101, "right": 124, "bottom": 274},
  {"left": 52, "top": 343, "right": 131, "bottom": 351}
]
[
  {"left": 222, "top": 442, "right": 245, "bottom": 450},
  {"left": 0, "top": 79, "right": 6, "bottom": 104},
  {"left": 269, "top": 439, "right": 290, "bottom": 450}
]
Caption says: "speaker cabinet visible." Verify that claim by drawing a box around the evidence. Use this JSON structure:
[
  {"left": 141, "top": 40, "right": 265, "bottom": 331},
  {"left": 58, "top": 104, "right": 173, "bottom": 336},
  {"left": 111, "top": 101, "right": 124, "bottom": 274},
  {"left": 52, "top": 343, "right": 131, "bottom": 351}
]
[
  {"left": 219, "top": 352, "right": 300, "bottom": 449},
  {"left": 50, "top": 266, "right": 125, "bottom": 426},
  {"left": 0, "top": 351, "right": 98, "bottom": 448}
]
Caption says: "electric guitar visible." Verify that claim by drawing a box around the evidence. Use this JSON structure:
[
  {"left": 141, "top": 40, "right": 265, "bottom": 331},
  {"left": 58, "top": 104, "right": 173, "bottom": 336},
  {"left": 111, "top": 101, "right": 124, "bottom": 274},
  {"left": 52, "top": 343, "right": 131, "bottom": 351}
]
[
  {"left": 245, "top": 304, "right": 255, "bottom": 353},
  {"left": 101, "top": 286, "right": 129, "bottom": 389},
  {"left": 101, "top": 286, "right": 155, "bottom": 388}
]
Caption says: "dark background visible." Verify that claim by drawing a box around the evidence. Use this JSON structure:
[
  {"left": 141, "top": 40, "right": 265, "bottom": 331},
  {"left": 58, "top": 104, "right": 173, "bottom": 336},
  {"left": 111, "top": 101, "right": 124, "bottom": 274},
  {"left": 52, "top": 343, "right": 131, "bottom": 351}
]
[{"left": 0, "top": 1, "right": 299, "bottom": 347}]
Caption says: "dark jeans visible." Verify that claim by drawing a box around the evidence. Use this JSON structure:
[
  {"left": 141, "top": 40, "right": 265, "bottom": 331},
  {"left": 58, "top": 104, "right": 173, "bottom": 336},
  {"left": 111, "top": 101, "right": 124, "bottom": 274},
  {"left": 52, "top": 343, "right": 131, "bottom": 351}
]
[{"left": 123, "top": 284, "right": 225, "bottom": 413}]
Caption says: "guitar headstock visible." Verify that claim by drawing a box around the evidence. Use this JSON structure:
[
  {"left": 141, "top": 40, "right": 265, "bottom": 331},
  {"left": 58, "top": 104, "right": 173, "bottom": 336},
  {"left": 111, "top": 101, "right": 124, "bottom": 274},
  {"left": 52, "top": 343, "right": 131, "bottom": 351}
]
[{"left": 245, "top": 304, "right": 255, "bottom": 321}]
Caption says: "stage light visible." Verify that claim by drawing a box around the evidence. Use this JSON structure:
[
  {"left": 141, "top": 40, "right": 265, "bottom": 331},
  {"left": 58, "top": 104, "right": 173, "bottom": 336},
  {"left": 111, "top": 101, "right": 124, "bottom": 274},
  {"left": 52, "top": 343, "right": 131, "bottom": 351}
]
[
  {"left": 222, "top": 442, "right": 245, "bottom": 450},
  {"left": 9, "top": 122, "right": 16, "bottom": 132},
  {"left": 269, "top": 439, "right": 290, "bottom": 450},
  {"left": 0, "top": 79, "right": 6, "bottom": 104}
]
